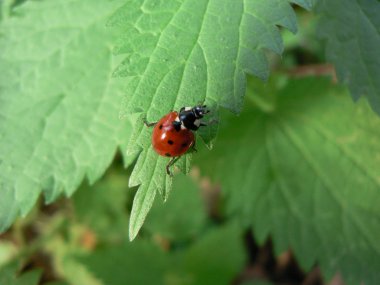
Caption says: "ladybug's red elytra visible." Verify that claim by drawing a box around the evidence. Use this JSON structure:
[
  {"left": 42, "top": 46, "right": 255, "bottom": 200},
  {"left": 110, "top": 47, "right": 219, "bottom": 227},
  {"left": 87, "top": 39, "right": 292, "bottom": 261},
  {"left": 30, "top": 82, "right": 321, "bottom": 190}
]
[{"left": 144, "top": 105, "right": 210, "bottom": 176}]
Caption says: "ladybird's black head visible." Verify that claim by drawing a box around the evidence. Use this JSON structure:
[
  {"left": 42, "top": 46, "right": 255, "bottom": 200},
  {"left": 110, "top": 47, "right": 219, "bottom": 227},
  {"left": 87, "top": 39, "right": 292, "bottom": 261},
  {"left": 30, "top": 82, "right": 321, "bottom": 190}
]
[
  {"left": 192, "top": 105, "right": 209, "bottom": 118},
  {"left": 178, "top": 105, "right": 210, "bottom": 131}
]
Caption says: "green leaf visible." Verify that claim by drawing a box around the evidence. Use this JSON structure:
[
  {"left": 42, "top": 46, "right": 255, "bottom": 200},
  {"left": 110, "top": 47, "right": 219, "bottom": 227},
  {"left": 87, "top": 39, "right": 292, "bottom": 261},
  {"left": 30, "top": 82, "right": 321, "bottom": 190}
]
[
  {"left": 1, "top": 0, "right": 27, "bottom": 20},
  {"left": 291, "top": 0, "right": 316, "bottom": 10},
  {"left": 240, "top": 281, "right": 273, "bottom": 285},
  {"left": 315, "top": 0, "right": 380, "bottom": 114},
  {"left": 181, "top": 223, "right": 245, "bottom": 285},
  {"left": 144, "top": 174, "right": 207, "bottom": 241},
  {"left": 0, "top": 241, "right": 17, "bottom": 267},
  {"left": 78, "top": 224, "right": 244, "bottom": 285},
  {"left": 44, "top": 226, "right": 105, "bottom": 285},
  {"left": 111, "top": 0, "right": 309, "bottom": 240},
  {"left": 195, "top": 77, "right": 380, "bottom": 285},
  {"left": 79, "top": 240, "right": 168, "bottom": 285},
  {"left": 0, "top": 264, "right": 41, "bottom": 285},
  {"left": 0, "top": 0, "right": 8, "bottom": 21},
  {"left": 72, "top": 167, "right": 130, "bottom": 240},
  {"left": 13, "top": 270, "right": 42, "bottom": 285},
  {"left": 0, "top": 0, "right": 133, "bottom": 232}
]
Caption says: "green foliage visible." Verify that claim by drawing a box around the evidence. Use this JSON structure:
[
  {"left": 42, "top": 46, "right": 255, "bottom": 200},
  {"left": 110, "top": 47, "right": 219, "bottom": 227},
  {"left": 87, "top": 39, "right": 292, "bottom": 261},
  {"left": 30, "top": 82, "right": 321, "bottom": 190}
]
[
  {"left": 1, "top": 1, "right": 379, "bottom": 284},
  {"left": 72, "top": 166, "right": 130, "bottom": 241},
  {"left": 111, "top": 0, "right": 312, "bottom": 240},
  {"left": 195, "top": 77, "right": 380, "bottom": 285},
  {"left": 79, "top": 240, "right": 168, "bottom": 285},
  {"left": 72, "top": 170, "right": 242, "bottom": 285},
  {"left": 0, "top": 0, "right": 7, "bottom": 21},
  {"left": 180, "top": 223, "right": 245, "bottom": 285},
  {"left": 241, "top": 281, "right": 273, "bottom": 285},
  {"left": 315, "top": 0, "right": 380, "bottom": 114},
  {"left": 0, "top": 241, "right": 17, "bottom": 267},
  {"left": 0, "top": 164, "right": 243, "bottom": 285},
  {"left": 0, "top": 264, "right": 41, "bottom": 285},
  {"left": 144, "top": 174, "right": 207, "bottom": 241},
  {"left": 0, "top": 0, "right": 133, "bottom": 232},
  {"left": 78, "top": 224, "right": 243, "bottom": 285},
  {"left": 73, "top": 169, "right": 243, "bottom": 285}
]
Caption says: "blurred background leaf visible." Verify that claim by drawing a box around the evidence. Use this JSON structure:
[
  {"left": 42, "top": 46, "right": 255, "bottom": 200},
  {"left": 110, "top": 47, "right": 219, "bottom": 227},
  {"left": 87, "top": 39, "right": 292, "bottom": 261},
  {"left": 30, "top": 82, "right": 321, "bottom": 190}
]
[
  {"left": 144, "top": 174, "right": 207, "bottom": 241},
  {"left": 0, "top": 263, "right": 41, "bottom": 285},
  {"left": 178, "top": 223, "right": 245, "bottom": 285},
  {"left": 72, "top": 167, "right": 130, "bottom": 242},
  {"left": 195, "top": 76, "right": 380, "bottom": 285},
  {"left": 78, "top": 240, "right": 168, "bottom": 285}
]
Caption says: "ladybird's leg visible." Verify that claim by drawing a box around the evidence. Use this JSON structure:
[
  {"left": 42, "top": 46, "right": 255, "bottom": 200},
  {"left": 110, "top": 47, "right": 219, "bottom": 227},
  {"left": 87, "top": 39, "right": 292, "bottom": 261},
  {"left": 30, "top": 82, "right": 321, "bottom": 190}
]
[
  {"left": 166, "top": 156, "right": 180, "bottom": 176},
  {"left": 144, "top": 119, "right": 157, "bottom": 127},
  {"left": 191, "top": 140, "right": 197, "bottom": 152}
]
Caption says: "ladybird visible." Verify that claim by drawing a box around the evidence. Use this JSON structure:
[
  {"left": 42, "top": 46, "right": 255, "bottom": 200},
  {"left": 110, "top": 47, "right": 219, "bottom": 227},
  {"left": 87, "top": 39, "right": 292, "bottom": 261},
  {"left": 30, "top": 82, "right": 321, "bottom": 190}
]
[{"left": 144, "top": 105, "right": 210, "bottom": 176}]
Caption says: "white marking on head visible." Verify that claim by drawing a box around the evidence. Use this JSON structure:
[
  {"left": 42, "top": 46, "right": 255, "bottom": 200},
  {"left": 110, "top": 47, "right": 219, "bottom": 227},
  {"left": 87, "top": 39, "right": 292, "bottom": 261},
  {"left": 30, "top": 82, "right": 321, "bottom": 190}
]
[
  {"left": 194, "top": 119, "right": 201, "bottom": 127},
  {"left": 184, "top": 107, "right": 192, "bottom": 111},
  {"left": 175, "top": 116, "right": 180, "bottom": 122}
]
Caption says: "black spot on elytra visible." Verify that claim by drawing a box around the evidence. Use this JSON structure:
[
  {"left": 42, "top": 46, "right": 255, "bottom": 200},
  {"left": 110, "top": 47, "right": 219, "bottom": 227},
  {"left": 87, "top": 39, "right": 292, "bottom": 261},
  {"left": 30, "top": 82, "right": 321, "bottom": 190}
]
[
  {"left": 159, "top": 124, "right": 163, "bottom": 129},
  {"left": 168, "top": 140, "right": 174, "bottom": 145},
  {"left": 181, "top": 142, "right": 189, "bottom": 148},
  {"left": 165, "top": 153, "right": 171, "bottom": 157}
]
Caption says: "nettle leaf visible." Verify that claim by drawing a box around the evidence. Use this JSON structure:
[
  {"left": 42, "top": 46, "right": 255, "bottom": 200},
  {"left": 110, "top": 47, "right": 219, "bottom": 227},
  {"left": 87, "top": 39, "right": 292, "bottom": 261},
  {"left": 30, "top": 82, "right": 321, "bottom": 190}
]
[
  {"left": 0, "top": 0, "right": 133, "bottom": 232},
  {"left": 111, "top": 0, "right": 311, "bottom": 240},
  {"left": 0, "top": 0, "right": 7, "bottom": 21},
  {"left": 315, "top": 0, "right": 380, "bottom": 114},
  {"left": 195, "top": 77, "right": 380, "bottom": 285}
]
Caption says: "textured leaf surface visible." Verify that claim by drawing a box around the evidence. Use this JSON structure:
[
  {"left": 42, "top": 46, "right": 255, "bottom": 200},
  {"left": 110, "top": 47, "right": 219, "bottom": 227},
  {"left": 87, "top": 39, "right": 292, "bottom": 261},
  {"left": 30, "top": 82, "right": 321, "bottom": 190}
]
[
  {"left": 0, "top": 0, "right": 133, "bottom": 232},
  {"left": 111, "top": 0, "right": 310, "bottom": 240},
  {"left": 195, "top": 77, "right": 380, "bottom": 285},
  {"left": 315, "top": 0, "right": 380, "bottom": 114}
]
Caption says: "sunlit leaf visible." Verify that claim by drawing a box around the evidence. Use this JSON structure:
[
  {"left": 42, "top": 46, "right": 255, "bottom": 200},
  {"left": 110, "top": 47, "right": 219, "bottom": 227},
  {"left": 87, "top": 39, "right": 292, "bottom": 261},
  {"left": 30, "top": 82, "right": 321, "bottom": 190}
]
[
  {"left": 0, "top": 0, "right": 133, "bottom": 232},
  {"left": 111, "top": 0, "right": 311, "bottom": 240}
]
